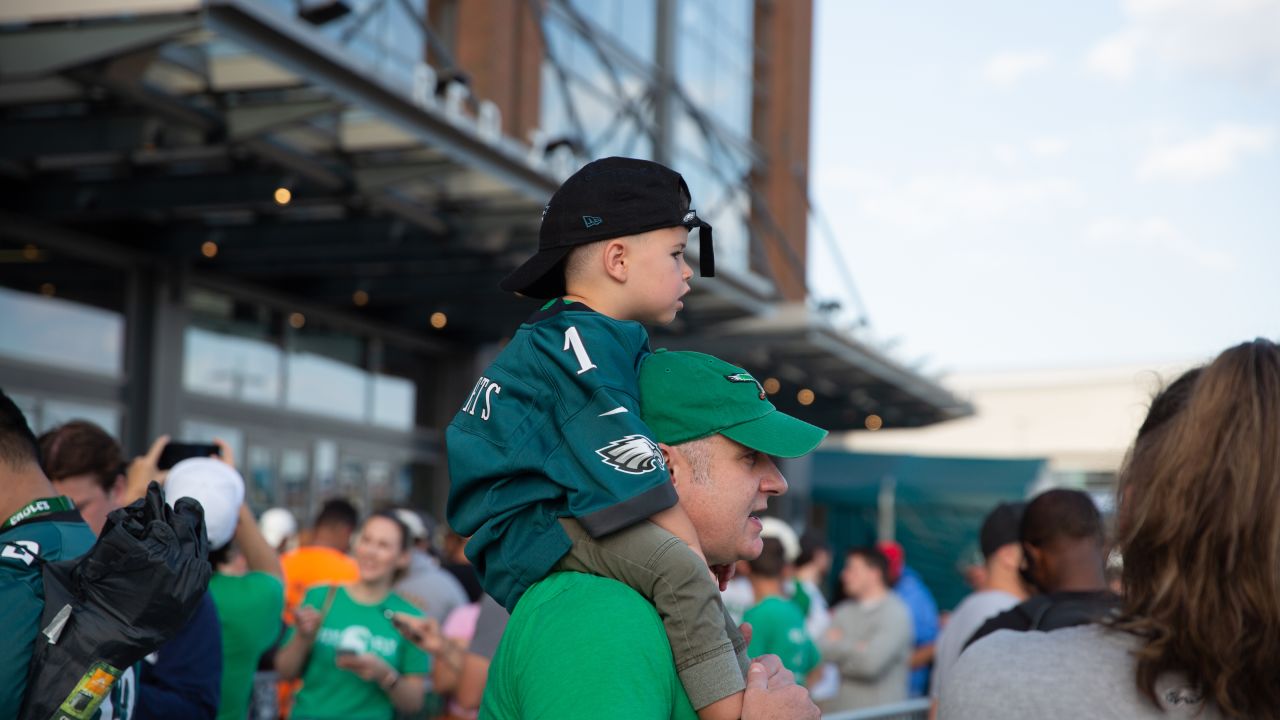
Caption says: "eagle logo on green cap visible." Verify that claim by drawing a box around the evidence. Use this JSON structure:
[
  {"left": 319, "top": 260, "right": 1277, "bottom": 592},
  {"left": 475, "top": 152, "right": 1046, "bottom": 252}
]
[
  {"left": 726, "top": 372, "right": 766, "bottom": 400},
  {"left": 596, "top": 435, "right": 667, "bottom": 475}
]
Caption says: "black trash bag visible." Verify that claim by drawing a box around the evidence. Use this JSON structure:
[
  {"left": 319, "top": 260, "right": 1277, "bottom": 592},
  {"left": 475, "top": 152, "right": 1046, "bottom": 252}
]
[{"left": 18, "top": 481, "right": 211, "bottom": 720}]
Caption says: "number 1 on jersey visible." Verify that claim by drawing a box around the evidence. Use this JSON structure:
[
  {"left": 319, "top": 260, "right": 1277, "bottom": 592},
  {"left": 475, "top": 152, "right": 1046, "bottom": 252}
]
[{"left": 563, "top": 326, "right": 597, "bottom": 375}]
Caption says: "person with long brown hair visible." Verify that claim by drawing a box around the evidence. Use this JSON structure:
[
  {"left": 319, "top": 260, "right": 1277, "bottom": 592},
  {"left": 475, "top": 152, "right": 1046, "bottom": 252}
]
[{"left": 941, "top": 339, "right": 1280, "bottom": 719}]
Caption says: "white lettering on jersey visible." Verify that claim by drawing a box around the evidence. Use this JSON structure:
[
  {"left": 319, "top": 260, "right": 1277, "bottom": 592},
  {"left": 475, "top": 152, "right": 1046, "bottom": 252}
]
[
  {"left": 563, "top": 326, "right": 597, "bottom": 375},
  {"left": 1, "top": 540, "right": 40, "bottom": 566},
  {"left": 462, "top": 376, "right": 503, "bottom": 421},
  {"left": 481, "top": 381, "right": 502, "bottom": 420}
]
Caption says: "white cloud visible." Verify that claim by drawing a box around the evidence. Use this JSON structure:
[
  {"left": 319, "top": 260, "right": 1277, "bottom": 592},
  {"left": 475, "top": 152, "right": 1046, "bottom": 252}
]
[
  {"left": 816, "top": 166, "right": 1081, "bottom": 236},
  {"left": 993, "top": 143, "right": 1020, "bottom": 168},
  {"left": 1086, "top": 30, "right": 1141, "bottom": 80},
  {"left": 983, "top": 51, "right": 1052, "bottom": 86},
  {"left": 1086, "top": 0, "right": 1280, "bottom": 83},
  {"left": 1137, "top": 124, "right": 1275, "bottom": 182},
  {"left": 1029, "top": 137, "right": 1069, "bottom": 158},
  {"left": 1086, "top": 216, "right": 1236, "bottom": 271}
]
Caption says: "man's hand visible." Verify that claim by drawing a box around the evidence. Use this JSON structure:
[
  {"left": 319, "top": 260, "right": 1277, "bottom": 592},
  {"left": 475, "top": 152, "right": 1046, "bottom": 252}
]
[{"left": 742, "top": 655, "right": 820, "bottom": 720}]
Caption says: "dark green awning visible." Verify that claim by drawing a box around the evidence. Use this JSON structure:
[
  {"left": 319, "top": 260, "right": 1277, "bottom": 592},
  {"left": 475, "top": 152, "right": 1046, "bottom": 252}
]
[{"left": 812, "top": 450, "right": 1046, "bottom": 610}]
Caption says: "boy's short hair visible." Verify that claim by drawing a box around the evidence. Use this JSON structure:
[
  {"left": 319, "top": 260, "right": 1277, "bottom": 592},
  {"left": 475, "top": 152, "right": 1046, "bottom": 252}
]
[
  {"left": 563, "top": 239, "right": 607, "bottom": 289},
  {"left": 501, "top": 157, "right": 714, "bottom": 298}
]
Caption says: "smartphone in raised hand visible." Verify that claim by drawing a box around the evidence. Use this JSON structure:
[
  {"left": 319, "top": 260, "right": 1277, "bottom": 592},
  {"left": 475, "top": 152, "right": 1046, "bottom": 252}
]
[{"left": 157, "top": 442, "right": 221, "bottom": 470}]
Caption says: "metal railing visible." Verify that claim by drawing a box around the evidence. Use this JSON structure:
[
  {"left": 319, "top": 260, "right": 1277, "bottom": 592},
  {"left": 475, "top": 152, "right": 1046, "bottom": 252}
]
[{"left": 823, "top": 698, "right": 932, "bottom": 720}]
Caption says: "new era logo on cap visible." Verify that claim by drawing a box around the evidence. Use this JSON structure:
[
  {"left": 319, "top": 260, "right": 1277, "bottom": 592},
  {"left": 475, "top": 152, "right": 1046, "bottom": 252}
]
[{"left": 583, "top": 215, "right": 603, "bottom": 228}]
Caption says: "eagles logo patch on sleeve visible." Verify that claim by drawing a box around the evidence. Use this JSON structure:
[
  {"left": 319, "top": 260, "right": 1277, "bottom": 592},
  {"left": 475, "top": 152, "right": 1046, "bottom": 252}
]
[{"left": 595, "top": 435, "right": 667, "bottom": 475}]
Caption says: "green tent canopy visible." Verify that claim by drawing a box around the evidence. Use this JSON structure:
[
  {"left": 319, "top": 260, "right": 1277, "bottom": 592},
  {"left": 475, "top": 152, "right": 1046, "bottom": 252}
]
[{"left": 811, "top": 451, "right": 1045, "bottom": 611}]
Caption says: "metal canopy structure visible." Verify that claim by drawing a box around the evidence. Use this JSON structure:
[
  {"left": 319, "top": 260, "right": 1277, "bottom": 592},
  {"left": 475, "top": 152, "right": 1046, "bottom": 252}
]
[{"left": 0, "top": 0, "right": 970, "bottom": 431}]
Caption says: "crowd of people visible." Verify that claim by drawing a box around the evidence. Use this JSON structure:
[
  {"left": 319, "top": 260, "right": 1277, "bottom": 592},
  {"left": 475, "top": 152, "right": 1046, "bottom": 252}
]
[{"left": 2, "top": 153, "right": 1276, "bottom": 720}]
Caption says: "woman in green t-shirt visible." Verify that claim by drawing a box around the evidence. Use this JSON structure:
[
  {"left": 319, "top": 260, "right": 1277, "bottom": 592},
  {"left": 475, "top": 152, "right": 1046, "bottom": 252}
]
[{"left": 276, "top": 511, "right": 430, "bottom": 719}]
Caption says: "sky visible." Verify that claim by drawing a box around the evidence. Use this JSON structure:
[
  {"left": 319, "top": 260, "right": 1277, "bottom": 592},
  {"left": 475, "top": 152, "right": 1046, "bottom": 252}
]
[{"left": 807, "top": 0, "right": 1280, "bottom": 374}]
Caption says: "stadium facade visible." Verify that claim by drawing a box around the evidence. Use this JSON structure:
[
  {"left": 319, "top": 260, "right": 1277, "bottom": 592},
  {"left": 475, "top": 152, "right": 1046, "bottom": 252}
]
[{"left": 0, "top": 0, "right": 969, "bottom": 523}]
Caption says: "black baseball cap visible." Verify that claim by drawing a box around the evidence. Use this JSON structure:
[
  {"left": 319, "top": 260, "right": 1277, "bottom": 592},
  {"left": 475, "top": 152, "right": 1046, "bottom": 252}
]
[
  {"left": 979, "top": 501, "right": 1026, "bottom": 559},
  {"left": 500, "top": 157, "right": 715, "bottom": 298}
]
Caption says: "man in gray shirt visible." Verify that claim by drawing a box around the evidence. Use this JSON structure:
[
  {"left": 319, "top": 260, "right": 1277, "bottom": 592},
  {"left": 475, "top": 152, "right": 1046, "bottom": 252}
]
[
  {"left": 394, "top": 508, "right": 468, "bottom": 623},
  {"left": 940, "top": 625, "right": 1222, "bottom": 719},
  {"left": 819, "top": 546, "right": 914, "bottom": 713}
]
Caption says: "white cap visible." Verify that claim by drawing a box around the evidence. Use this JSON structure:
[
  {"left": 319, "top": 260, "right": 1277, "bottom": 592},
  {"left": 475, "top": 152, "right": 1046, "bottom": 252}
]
[
  {"left": 393, "top": 508, "right": 427, "bottom": 542},
  {"left": 166, "top": 458, "right": 245, "bottom": 550},
  {"left": 259, "top": 507, "right": 298, "bottom": 549},
  {"left": 759, "top": 517, "right": 800, "bottom": 563}
]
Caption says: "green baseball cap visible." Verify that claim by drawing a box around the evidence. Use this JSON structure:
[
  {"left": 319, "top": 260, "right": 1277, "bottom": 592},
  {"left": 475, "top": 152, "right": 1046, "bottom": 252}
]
[{"left": 639, "top": 349, "right": 828, "bottom": 457}]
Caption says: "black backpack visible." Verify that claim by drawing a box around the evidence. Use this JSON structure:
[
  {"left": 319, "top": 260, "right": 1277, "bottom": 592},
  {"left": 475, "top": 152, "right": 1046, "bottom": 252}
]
[
  {"left": 1013, "top": 591, "right": 1122, "bottom": 631},
  {"left": 16, "top": 482, "right": 210, "bottom": 720}
]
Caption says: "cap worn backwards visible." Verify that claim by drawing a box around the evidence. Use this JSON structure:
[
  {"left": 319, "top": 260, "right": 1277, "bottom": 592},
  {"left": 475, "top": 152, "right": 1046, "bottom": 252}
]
[
  {"left": 638, "top": 349, "right": 826, "bottom": 458},
  {"left": 980, "top": 501, "right": 1026, "bottom": 559},
  {"left": 500, "top": 157, "right": 715, "bottom": 299}
]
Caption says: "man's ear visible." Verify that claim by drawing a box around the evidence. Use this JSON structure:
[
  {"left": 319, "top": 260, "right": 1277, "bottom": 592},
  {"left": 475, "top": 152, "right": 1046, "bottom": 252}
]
[
  {"left": 659, "top": 443, "right": 681, "bottom": 487},
  {"left": 995, "top": 542, "right": 1021, "bottom": 571},
  {"left": 602, "top": 239, "right": 628, "bottom": 283}
]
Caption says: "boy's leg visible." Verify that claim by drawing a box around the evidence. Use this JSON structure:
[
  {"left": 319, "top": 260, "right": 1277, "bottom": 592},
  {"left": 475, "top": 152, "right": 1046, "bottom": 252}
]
[{"left": 556, "top": 518, "right": 747, "bottom": 710}]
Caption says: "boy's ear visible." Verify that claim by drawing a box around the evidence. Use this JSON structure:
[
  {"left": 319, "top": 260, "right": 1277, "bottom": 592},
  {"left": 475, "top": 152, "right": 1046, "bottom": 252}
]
[{"left": 602, "top": 239, "right": 629, "bottom": 283}]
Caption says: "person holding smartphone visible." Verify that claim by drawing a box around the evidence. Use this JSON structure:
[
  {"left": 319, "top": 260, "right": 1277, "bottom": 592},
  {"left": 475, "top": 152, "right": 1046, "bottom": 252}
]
[{"left": 274, "top": 511, "right": 429, "bottom": 719}]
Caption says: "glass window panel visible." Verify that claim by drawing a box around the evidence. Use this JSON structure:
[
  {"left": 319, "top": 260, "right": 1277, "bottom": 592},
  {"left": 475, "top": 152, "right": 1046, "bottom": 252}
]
[
  {"left": 179, "top": 419, "right": 245, "bottom": 470},
  {"left": 0, "top": 286, "right": 124, "bottom": 377},
  {"left": 246, "top": 445, "right": 276, "bottom": 511},
  {"left": 366, "top": 459, "right": 394, "bottom": 507},
  {"left": 281, "top": 448, "right": 311, "bottom": 519},
  {"left": 371, "top": 374, "right": 415, "bottom": 431},
  {"left": 314, "top": 439, "right": 338, "bottom": 495},
  {"left": 183, "top": 327, "right": 283, "bottom": 405},
  {"left": 285, "top": 351, "right": 367, "bottom": 422},
  {"left": 41, "top": 399, "right": 120, "bottom": 438},
  {"left": 336, "top": 455, "right": 368, "bottom": 511}
]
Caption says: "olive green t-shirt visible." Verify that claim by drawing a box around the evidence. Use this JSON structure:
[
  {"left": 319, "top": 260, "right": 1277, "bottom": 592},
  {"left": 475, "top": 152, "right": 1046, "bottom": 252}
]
[
  {"left": 482, "top": 572, "right": 697, "bottom": 720},
  {"left": 209, "top": 571, "right": 284, "bottom": 720},
  {"left": 287, "top": 586, "right": 430, "bottom": 720}
]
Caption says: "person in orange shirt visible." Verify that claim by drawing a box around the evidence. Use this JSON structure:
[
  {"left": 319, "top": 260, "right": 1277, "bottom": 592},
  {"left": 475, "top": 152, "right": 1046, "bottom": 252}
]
[
  {"left": 281, "top": 499, "right": 360, "bottom": 621},
  {"left": 278, "top": 498, "right": 360, "bottom": 714}
]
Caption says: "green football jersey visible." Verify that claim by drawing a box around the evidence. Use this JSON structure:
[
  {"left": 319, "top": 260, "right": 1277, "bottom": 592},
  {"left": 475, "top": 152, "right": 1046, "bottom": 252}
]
[
  {"left": 0, "top": 496, "right": 97, "bottom": 709},
  {"left": 447, "top": 301, "right": 677, "bottom": 610},
  {"left": 744, "top": 596, "right": 821, "bottom": 685}
]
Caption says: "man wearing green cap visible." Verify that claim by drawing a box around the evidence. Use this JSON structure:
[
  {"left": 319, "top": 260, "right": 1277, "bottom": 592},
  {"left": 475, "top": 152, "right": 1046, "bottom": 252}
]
[{"left": 481, "top": 350, "right": 825, "bottom": 720}]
